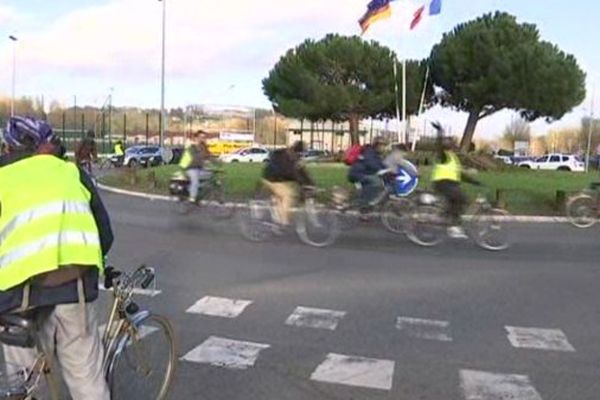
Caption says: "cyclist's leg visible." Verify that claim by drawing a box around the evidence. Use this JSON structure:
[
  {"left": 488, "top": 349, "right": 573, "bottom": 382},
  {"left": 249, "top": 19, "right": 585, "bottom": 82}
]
[
  {"left": 186, "top": 168, "right": 201, "bottom": 201},
  {"left": 277, "top": 182, "right": 296, "bottom": 226},
  {"left": 262, "top": 180, "right": 289, "bottom": 225},
  {"left": 51, "top": 302, "right": 109, "bottom": 400}
]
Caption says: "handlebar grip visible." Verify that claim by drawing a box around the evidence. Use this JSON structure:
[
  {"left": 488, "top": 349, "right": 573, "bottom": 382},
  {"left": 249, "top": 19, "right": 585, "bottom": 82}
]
[
  {"left": 104, "top": 266, "right": 121, "bottom": 289},
  {"left": 140, "top": 269, "right": 155, "bottom": 289}
]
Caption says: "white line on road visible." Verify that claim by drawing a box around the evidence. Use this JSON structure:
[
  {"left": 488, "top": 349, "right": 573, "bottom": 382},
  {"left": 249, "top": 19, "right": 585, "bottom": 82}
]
[
  {"left": 310, "top": 353, "right": 395, "bottom": 391},
  {"left": 181, "top": 336, "right": 270, "bottom": 370},
  {"left": 460, "top": 369, "right": 543, "bottom": 400},
  {"left": 505, "top": 326, "right": 575, "bottom": 352},
  {"left": 285, "top": 306, "right": 347, "bottom": 330},
  {"left": 396, "top": 316, "right": 453, "bottom": 342},
  {"left": 186, "top": 296, "right": 253, "bottom": 318}
]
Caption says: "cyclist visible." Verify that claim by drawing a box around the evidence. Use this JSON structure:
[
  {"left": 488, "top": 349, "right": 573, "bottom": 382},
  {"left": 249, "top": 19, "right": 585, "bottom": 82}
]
[
  {"left": 179, "top": 137, "right": 213, "bottom": 202},
  {"left": 262, "top": 141, "right": 314, "bottom": 227},
  {"left": 348, "top": 136, "right": 389, "bottom": 213},
  {"left": 75, "top": 130, "right": 98, "bottom": 174},
  {"left": 431, "top": 122, "right": 480, "bottom": 239},
  {"left": 112, "top": 139, "right": 125, "bottom": 167},
  {"left": 0, "top": 116, "right": 113, "bottom": 400}
]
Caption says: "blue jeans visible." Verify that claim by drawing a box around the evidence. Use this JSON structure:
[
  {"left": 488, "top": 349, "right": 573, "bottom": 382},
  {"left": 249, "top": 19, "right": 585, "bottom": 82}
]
[{"left": 358, "top": 175, "right": 383, "bottom": 211}]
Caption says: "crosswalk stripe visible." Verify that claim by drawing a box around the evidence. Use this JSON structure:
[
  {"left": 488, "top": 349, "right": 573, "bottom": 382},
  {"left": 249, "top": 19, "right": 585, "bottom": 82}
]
[
  {"left": 460, "top": 369, "right": 543, "bottom": 400},
  {"left": 181, "top": 336, "right": 270, "bottom": 370},
  {"left": 310, "top": 353, "right": 395, "bottom": 391},
  {"left": 186, "top": 296, "right": 253, "bottom": 318},
  {"left": 505, "top": 326, "right": 575, "bottom": 352},
  {"left": 285, "top": 306, "right": 346, "bottom": 330},
  {"left": 396, "top": 316, "right": 452, "bottom": 342}
]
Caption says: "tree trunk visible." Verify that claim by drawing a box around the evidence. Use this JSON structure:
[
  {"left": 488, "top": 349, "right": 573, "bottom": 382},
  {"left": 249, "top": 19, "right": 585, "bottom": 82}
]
[
  {"left": 460, "top": 110, "right": 480, "bottom": 153},
  {"left": 349, "top": 114, "right": 360, "bottom": 145}
]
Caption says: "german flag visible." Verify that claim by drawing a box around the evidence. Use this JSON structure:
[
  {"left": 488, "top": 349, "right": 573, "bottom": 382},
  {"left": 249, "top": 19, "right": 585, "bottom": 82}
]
[{"left": 359, "top": 0, "right": 393, "bottom": 34}]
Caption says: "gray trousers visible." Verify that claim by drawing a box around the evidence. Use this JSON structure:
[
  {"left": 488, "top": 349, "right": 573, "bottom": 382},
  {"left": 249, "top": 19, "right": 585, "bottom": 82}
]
[{"left": 3, "top": 302, "right": 110, "bottom": 400}]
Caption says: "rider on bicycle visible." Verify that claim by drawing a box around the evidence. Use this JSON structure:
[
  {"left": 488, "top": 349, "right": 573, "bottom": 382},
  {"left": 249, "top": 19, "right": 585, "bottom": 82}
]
[
  {"left": 75, "top": 130, "right": 98, "bottom": 174},
  {"left": 0, "top": 117, "right": 113, "bottom": 400},
  {"left": 348, "top": 136, "right": 390, "bottom": 214},
  {"left": 431, "top": 122, "right": 481, "bottom": 239},
  {"left": 262, "top": 141, "right": 314, "bottom": 227},
  {"left": 179, "top": 136, "right": 213, "bottom": 202}
]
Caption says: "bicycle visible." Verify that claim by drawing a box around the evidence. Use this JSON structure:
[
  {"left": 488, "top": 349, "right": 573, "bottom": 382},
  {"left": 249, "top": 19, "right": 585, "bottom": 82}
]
[
  {"left": 0, "top": 265, "right": 176, "bottom": 400},
  {"left": 329, "top": 169, "right": 416, "bottom": 234},
  {"left": 98, "top": 155, "right": 124, "bottom": 170},
  {"left": 565, "top": 183, "right": 600, "bottom": 228},
  {"left": 238, "top": 185, "right": 340, "bottom": 247},
  {"left": 169, "top": 168, "right": 235, "bottom": 219},
  {"left": 405, "top": 190, "right": 510, "bottom": 251}
]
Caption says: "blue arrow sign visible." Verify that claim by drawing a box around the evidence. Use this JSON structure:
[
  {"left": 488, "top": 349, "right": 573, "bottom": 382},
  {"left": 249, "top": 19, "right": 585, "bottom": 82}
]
[{"left": 394, "top": 162, "right": 418, "bottom": 197}]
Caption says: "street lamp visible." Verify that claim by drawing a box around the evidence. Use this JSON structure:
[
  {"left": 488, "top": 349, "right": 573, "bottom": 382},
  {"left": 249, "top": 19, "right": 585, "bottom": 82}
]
[
  {"left": 158, "top": 0, "right": 167, "bottom": 147},
  {"left": 9, "top": 35, "right": 18, "bottom": 117}
]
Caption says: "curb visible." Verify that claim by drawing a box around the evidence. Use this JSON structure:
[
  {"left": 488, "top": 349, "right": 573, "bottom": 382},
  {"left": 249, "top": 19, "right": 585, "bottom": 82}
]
[{"left": 97, "top": 183, "right": 569, "bottom": 224}]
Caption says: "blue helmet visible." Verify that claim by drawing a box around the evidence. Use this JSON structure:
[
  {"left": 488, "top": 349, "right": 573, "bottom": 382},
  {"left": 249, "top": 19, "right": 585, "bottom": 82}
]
[{"left": 4, "top": 116, "right": 56, "bottom": 149}]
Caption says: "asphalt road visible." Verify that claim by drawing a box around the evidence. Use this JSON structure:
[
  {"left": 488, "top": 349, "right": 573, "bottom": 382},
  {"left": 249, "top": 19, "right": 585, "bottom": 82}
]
[{"left": 99, "top": 191, "right": 600, "bottom": 400}]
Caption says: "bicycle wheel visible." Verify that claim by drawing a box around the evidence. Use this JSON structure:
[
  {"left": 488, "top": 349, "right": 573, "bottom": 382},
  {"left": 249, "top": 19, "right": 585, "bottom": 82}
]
[
  {"left": 381, "top": 198, "right": 414, "bottom": 234},
  {"left": 99, "top": 158, "right": 113, "bottom": 171},
  {"left": 238, "top": 199, "right": 274, "bottom": 242},
  {"left": 296, "top": 200, "right": 340, "bottom": 247},
  {"left": 107, "top": 314, "right": 176, "bottom": 400},
  {"left": 204, "top": 183, "right": 235, "bottom": 220},
  {"left": 566, "top": 195, "right": 597, "bottom": 228},
  {"left": 470, "top": 208, "right": 510, "bottom": 251},
  {"left": 405, "top": 205, "right": 445, "bottom": 247}
]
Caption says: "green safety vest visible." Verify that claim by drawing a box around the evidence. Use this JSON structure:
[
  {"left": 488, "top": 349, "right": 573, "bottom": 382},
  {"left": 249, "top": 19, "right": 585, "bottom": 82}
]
[
  {"left": 115, "top": 144, "right": 124, "bottom": 156},
  {"left": 431, "top": 151, "right": 461, "bottom": 182},
  {"left": 179, "top": 146, "right": 192, "bottom": 169},
  {"left": 0, "top": 155, "right": 103, "bottom": 291}
]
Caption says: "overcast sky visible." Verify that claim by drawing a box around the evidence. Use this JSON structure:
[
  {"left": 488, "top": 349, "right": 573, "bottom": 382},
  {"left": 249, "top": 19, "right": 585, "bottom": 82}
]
[{"left": 0, "top": 0, "right": 598, "bottom": 138}]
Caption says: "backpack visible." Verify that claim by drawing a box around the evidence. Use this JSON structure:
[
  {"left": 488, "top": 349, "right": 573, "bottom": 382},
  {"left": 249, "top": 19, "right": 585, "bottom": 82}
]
[{"left": 344, "top": 144, "right": 363, "bottom": 166}]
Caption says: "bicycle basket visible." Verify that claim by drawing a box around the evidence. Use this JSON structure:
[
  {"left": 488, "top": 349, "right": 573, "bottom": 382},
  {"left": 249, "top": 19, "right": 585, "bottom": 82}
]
[{"left": 0, "top": 363, "right": 28, "bottom": 400}]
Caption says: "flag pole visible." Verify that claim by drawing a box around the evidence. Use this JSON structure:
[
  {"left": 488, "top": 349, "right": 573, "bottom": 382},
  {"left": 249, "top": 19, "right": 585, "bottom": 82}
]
[
  {"left": 413, "top": 65, "right": 430, "bottom": 151},
  {"left": 393, "top": 58, "right": 402, "bottom": 143},
  {"left": 402, "top": 58, "right": 407, "bottom": 144}
]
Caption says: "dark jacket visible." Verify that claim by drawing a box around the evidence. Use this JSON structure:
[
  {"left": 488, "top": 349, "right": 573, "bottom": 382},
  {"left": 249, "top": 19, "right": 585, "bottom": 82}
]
[
  {"left": 348, "top": 145, "right": 386, "bottom": 183},
  {"left": 0, "top": 151, "right": 114, "bottom": 313},
  {"left": 263, "top": 149, "right": 313, "bottom": 186}
]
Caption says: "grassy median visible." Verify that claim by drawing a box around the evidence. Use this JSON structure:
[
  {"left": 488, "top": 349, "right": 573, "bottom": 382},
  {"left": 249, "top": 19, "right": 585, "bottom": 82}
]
[{"left": 99, "top": 163, "right": 600, "bottom": 215}]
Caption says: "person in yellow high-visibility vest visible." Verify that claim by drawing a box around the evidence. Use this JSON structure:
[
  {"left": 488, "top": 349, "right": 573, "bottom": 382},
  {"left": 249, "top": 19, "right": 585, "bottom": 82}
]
[
  {"left": 114, "top": 140, "right": 125, "bottom": 166},
  {"left": 0, "top": 116, "right": 113, "bottom": 400},
  {"left": 431, "top": 122, "right": 481, "bottom": 239}
]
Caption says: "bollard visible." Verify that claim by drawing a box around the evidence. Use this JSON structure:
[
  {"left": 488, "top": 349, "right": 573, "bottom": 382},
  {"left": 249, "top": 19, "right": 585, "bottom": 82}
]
[
  {"left": 148, "top": 170, "right": 157, "bottom": 189},
  {"left": 555, "top": 190, "right": 566, "bottom": 211},
  {"left": 495, "top": 188, "right": 507, "bottom": 209}
]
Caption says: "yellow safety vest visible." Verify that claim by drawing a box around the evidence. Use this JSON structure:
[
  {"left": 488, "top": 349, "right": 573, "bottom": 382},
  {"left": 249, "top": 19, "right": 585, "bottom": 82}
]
[
  {"left": 179, "top": 146, "right": 192, "bottom": 169},
  {"left": 432, "top": 151, "right": 461, "bottom": 182},
  {"left": 0, "top": 155, "right": 103, "bottom": 291},
  {"left": 115, "top": 144, "right": 124, "bottom": 156}
]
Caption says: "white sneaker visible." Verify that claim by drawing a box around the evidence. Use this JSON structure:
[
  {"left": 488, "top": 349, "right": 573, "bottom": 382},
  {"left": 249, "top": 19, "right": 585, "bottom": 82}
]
[{"left": 447, "top": 226, "right": 468, "bottom": 239}]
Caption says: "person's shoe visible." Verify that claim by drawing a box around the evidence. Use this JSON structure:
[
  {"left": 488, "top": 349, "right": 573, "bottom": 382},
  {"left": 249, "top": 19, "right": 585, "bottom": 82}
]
[{"left": 447, "top": 226, "right": 468, "bottom": 239}]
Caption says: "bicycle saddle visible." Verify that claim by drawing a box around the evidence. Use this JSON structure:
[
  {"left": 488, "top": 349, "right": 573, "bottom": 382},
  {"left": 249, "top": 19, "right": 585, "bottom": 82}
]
[{"left": 0, "top": 312, "right": 37, "bottom": 349}]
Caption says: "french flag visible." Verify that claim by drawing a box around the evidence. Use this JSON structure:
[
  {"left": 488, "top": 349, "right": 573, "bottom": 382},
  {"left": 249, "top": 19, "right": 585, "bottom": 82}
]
[{"left": 411, "top": 0, "right": 441, "bottom": 30}]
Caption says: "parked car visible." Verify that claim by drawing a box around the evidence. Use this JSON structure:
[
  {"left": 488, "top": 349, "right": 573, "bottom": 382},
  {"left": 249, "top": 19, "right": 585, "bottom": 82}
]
[
  {"left": 518, "top": 153, "right": 585, "bottom": 172},
  {"left": 493, "top": 155, "right": 512, "bottom": 165},
  {"left": 219, "top": 147, "right": 270, "bottom": 163},
  {"left": 124, "top": 146, "right": 167, "bottom": 168},
  {"left": 302, "top": 149, "right": 330, "bottom": 163}
]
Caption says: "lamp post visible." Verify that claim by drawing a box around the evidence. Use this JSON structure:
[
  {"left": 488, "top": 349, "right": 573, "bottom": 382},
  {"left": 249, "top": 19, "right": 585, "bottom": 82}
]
[
  {"left": 158, "top": 0, "right": 167, "bottom": 147},
  {"left": 9, "top": 35, "right": 18, "bottom": 117}
]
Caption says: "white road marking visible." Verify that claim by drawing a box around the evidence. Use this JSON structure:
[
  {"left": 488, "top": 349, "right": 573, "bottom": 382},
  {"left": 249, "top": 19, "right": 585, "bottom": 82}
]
[
  {"left": 396, "top": 316, "right": 452, "bottom": 342},
  {"left": 285, "top": 306, "right": 346, "bottom": 330},
  {"left": 310, "top": 353, "right": 395, "bottom": 391},
  {"left": 99, "top": 283, "right": 162, "bottom": 297},
  {"left": 181, "top": 336, "right": 270, "bottom": 370},
  {"left": 186, "top": 296, "right": 253, "bottom": 318},
  {"left": 505, "top": 326, "right": 575, "bottom": 352},
  {"left": 460, "top": 369, "right": 543, "bottom": 400}
]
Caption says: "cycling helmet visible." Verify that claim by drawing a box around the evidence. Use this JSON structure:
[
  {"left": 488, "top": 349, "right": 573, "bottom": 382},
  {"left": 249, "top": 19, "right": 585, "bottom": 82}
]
[{"left": 4, "top": 116, "right": 55, "bottom": 149}]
